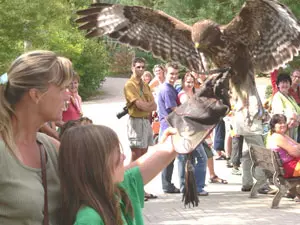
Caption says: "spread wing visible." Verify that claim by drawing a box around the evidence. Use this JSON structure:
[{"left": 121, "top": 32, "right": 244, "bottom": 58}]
[
  {"left": 76, "top": 3, "right": 201, "bottom": 72},
  {"left": 223, "top": 0, "right": 300, "bottom": 73}
]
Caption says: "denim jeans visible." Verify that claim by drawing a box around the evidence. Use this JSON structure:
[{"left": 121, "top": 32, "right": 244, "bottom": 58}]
[
  {"left": 178, "top": 143, "right": 208, "bottom": 193},
  {"left": 161, "top": 159, "right": 177, "bottom": 192},
  {"left": 213, "top": 119, "right": 225, "bottom": 151},
  {"left": 160, "top": 127, "right": 178, "bottom": 191}
]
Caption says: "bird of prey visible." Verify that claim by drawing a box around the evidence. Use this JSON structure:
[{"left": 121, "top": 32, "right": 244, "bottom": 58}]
[{"left": 76, "top": 1, "right": 300, "bottom": 120}]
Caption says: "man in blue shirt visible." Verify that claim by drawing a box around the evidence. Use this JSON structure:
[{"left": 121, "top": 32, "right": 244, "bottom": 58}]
[{"left": 157, "top": 62, "right": 181, "bottom": 193}]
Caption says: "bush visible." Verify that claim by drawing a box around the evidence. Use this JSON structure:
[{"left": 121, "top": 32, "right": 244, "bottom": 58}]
[
  {"left": 108, "top": 45, "right": 134, "bottom": 77},
  {"left": 74, "top": 40, "right": 110, "bottom": 100},
  {"left": 265, "top": 85, "right": 273, "bottom": 100}
]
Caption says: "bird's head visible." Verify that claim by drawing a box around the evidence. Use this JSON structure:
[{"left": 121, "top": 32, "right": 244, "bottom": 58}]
[{"left": 192, "top": 20, "right": 221, "bottom": 51}]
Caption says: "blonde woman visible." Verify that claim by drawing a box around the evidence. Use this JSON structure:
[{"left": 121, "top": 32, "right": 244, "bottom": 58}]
[
  {"left": 141, "top": 71, "right": 153, "bottom": 84},
  {"left": 149, "top": 64, "right": 165, "bottom": 92},
  {"left": 0, "top": 50, "right": 73, "bottom": 224}
]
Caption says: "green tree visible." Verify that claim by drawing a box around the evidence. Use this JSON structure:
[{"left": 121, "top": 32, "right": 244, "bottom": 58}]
[{"left": 0, "top": 0, "right": 110, "bottom": 99}]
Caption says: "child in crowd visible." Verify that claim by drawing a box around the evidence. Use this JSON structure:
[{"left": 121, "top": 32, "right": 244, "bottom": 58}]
[
  {"left": 59, "top": 117, "right": 93, "bottom": 139},
  {"left": 142, "top": 71, "right": 153, "bottom": 84},
  {"left": 62, "top": 71, "right": 82, "bottom": 122}
]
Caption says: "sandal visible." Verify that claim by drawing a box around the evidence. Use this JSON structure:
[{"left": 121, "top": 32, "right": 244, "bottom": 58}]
[
  {"left": 215, "top": 155, "right": 227, "bottom": 160},
  {"left": 145, "top": 193, "right": 158, "bottom": 199},
  {"left": 209, "top": 175, "right": 228, "bottom": 184}
]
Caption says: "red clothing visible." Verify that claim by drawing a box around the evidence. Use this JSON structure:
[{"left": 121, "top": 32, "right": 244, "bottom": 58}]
[
  {"left": 270, "top": 70, "right": 278, "bottom": 95},
  {"left": 289, "top": 86, "right": 300, "bottom": 105},
  {"left": 283, "top": 158, "right": 300, "bottom": 178},
  {"left": 62, "top": 92, "right": 82, "bottom": 122}
]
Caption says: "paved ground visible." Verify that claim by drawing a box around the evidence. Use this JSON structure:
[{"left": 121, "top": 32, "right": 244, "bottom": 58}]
[{"left": 82, "top": 77, "right": 300, "bottom": 225}]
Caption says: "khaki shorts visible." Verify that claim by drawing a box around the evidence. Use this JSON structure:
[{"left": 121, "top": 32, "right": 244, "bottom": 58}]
[{"left": 127, "top": 117, "right": 153, "bottom": 149}]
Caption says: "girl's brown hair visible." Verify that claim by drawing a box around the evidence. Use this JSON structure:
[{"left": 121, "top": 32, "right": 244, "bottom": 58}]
[
  {"left": 59, "top": 125, "right": 133, "bottom": 225},
  {"left": 182, "top": 72, "right": 195, "bottom": 93}
]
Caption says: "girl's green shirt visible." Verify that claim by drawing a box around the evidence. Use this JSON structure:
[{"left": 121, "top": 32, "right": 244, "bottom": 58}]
[{"left": 74, "top": 167, "right": 145, "bottom": 225}]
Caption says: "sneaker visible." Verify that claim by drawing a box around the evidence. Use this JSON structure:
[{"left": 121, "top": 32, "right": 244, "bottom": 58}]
[
  {"left": 215, "top": 155, "right": 227, "bottom": 160},
  {"left": 164, "top": 187, "right": 180, "bottom": 194},
  {"left": 241, "top": 185, "right": 253, "bottom": 192},
  {"left": 226, "top": 160, "right": 233, "bottom": 168},
  {"left": 231, "top": 168, "right": 242, "bottom": 175},
  {"left": 284, "top": 192, "right": 296, "bottom": 199},
  {"left": 267, "top": 188, "right": 278, "bottom": 195},
  {"left": 257, "top": 187, "right": 269, "bottom": 194},
  {"left": 198, "top": 190, "right": 209, "bottom": 196},
  {"left": 258, "top": 186, "right": 277, "bottom": 195}
]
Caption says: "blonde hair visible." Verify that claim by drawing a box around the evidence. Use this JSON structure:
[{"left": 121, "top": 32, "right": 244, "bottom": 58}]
[
  {"left": 152, "top": 64, "right": 165, "bottom": 74},
  {"left": 142, "top": 71, "right": 153, "bottom": 82},
  {"left": 0, "top": 50, "right": 73, "bottom": 151}
]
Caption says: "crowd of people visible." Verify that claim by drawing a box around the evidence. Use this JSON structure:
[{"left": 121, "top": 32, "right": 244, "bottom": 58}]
[
  {"left": 128, "top": 58, "right": 300, "bottom": 201},
  {"left": 0, "top": 50, "right": 300, "bottom": 224}
]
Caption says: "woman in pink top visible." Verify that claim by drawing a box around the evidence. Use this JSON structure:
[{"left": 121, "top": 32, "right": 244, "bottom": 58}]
[
  {"left": 178, "top": 72, "right": 195, "bottom": 104},
  {"left": 267, "top": 114, "right": 300, "bottom": 178},
  {"left": 62, "top": 72, "right": 82, "bottom": 122}
]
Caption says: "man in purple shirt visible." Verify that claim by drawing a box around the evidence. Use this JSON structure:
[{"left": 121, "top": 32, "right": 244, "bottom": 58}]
[{"left": 157, "top": 62, "right": 181, "bottom": 193}]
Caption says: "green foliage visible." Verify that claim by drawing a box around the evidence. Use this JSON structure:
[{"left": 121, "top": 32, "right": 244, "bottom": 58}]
[
  {"left": 0, "top": 0, "right": 110, "bottom": 100},
  {"left": 75, "top": 40, "right": 109, "bottom": 100},
  {"left": 135, "top": 50, "right": 164, "bottom": 74},
  {"left": 265, "top": 85, "right": 273, "bottom": 100}
]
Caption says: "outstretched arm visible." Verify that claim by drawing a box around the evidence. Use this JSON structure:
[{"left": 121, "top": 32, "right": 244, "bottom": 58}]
[{"left": 125, "top": 128, "right": 178, "bottom": 184}]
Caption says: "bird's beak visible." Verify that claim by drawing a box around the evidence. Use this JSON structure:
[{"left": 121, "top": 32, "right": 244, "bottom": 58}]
[{"left": 195, "top": 42, "right": 200, "bottom": 49}]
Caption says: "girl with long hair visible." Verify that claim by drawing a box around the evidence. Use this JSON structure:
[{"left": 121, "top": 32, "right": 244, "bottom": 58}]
[{"left": 59, "top": 124, "right": 180, "bottom": 225}]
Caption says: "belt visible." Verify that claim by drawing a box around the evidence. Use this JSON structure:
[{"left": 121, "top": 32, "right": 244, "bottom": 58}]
[{"left": 130, "top": 116, "right": 149, "bottom": 119}]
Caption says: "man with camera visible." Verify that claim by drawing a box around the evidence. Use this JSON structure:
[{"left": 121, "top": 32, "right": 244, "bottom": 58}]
[{"left": 124, "top": 57, "right": 157, "bottom": 162}]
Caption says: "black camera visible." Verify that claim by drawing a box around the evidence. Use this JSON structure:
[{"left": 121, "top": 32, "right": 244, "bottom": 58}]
[{"left": 116, "top": 106, "right": 128, "bottom": 119}]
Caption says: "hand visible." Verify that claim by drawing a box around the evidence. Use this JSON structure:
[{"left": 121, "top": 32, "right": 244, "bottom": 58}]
[
  {"left": 288, "top": 118, "right": 298, "bottom": 128},
  {"left": 159, "top": 127, "right": 178, "bottom": 144}
]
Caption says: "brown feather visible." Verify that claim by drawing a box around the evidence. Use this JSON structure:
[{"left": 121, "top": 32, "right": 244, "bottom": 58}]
[
  {"left": 76, "top": 3, "right": 198, "bottom": 72},
  {"left": 75, "top": 14, "right": 99, "bottom": 23},
  {"left": 182, "top": 153, "right": 199, "bottom": 208},
  {"left": 78, "top": 22, "right": 98, "bottom": 30}
]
